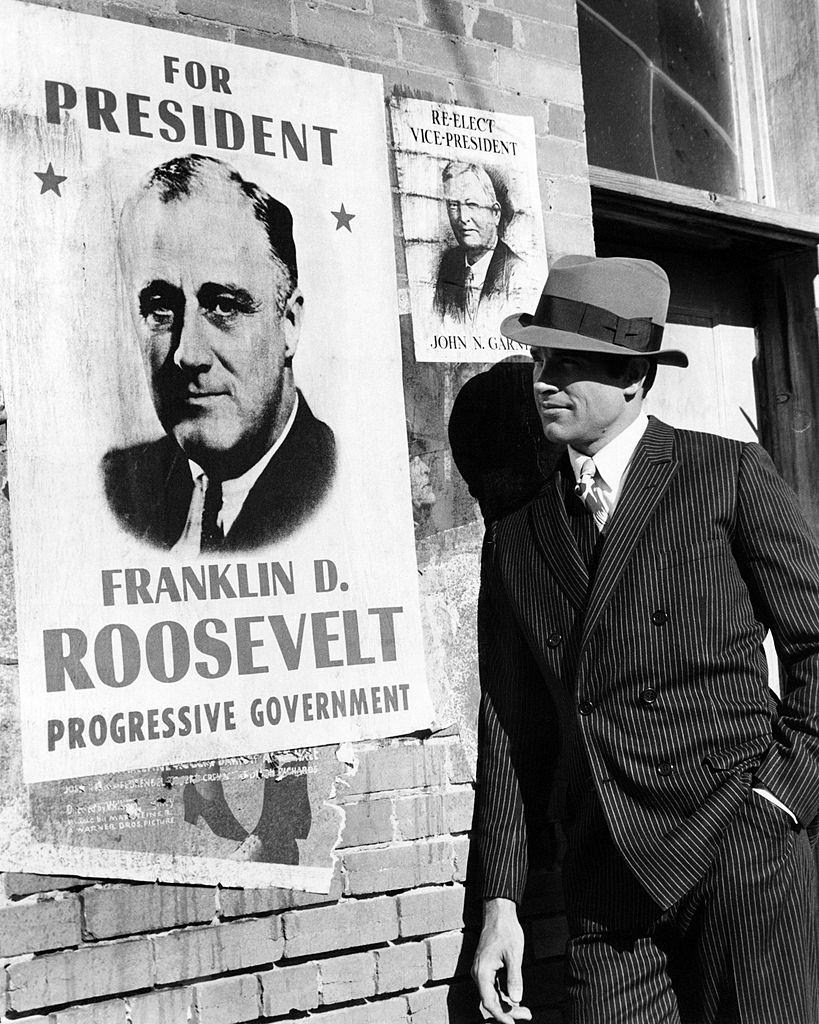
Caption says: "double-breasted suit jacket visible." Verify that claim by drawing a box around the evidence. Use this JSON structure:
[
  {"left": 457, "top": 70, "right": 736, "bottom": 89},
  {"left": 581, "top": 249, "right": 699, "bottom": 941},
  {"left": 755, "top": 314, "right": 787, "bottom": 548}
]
[{"left": 475, "top": 416, "right": 819, "bottom": 909}]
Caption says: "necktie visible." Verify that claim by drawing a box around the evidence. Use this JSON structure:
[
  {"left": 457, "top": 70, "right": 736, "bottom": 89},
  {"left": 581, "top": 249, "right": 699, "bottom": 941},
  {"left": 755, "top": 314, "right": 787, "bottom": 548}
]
[
  {"left": 575, "top": 457, "right": 610, "bottom": 532},
  {"left": 464, "top": 265, "right": 478, "bottom": 322},
  {"left": 200, "top": 475, "right": 224, "bottom": 553}
]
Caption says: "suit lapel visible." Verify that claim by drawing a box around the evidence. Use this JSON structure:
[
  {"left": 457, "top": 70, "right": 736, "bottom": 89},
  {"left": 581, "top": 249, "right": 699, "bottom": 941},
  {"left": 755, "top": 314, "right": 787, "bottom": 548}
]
[
  {"left": 580, "top": 417, "right": 679, "bottom": 647},
  {"left": 528, "top": 459, "right": 589, "bottom": 612}
]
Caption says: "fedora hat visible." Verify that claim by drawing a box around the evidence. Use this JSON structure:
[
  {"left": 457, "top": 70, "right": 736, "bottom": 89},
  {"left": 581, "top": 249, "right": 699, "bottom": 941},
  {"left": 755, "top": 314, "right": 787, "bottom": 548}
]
[{"left": 501, "top": 255, "right": 688, "bottom": 367}]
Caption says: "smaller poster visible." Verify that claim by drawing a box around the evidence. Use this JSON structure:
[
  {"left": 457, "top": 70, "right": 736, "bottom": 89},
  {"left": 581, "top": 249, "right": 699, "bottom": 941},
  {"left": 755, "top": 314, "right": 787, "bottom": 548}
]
[{"left": 390, "top": 97, "right": 547, "bottom": 363}]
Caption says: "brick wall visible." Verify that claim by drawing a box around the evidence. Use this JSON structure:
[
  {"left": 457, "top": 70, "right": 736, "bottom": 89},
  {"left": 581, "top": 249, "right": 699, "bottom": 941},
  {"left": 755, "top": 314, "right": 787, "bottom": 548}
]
[{"left": 3, "top": 0, "right": 590, "bottom": 1020}]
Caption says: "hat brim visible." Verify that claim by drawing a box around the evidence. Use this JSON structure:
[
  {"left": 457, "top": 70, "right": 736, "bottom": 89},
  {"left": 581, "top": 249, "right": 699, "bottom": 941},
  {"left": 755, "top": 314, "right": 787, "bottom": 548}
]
[{"left": 500, "top": 313, "right": 689, "bottom": 368}]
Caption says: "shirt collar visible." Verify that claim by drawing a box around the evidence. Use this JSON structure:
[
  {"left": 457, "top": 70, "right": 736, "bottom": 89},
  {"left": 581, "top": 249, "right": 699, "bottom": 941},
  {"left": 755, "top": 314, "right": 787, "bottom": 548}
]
[
  {"left": 187, "top": 391, "right": 299, "bottom": 500},
  {"left": 568, "top": 410, "right": 649, "bottom": 493},
  {"left": 464, "top": 247, "right": 494, "bottom": 289}
]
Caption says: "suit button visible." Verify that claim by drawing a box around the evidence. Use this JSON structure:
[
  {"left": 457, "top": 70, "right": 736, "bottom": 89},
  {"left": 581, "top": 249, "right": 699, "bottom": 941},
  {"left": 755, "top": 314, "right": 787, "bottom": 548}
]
[
  {"left": 546, "top": 632, "right": 563, "bottom": 647},
  {"left": 651, "top": 609, "right": 668, "bottom": 626},
  {"left": 657, "top": 761, "right": 674, "bottom": 777},
  {"left": 640, "top": 688, "right": 657, "bottom": 705},
  {"left": 578, "top": 700, "right": 594, "bottom": 716}
]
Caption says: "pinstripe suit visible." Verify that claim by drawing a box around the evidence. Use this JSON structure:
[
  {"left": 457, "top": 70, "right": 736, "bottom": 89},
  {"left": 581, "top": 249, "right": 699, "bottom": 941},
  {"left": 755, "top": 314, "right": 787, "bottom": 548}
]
[{"left": 475, "top": 416, "right": 819, "bottom": 1021}]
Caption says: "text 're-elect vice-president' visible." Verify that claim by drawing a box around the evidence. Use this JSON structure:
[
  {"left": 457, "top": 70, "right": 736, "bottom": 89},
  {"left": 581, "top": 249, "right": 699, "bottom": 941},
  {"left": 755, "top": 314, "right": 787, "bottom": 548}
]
[
  {"left": 470, "top": 256, "right": 819, "bottom": 1024},
  {"left": 102, "top": 153, "right": 335, "bottom": 555}
]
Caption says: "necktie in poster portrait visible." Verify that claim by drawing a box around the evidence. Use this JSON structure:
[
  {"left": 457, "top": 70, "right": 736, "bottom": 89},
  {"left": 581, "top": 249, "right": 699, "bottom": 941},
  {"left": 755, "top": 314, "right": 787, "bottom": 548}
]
[{"left": 464, "top": 255, "right": 819, "bottom": 1024}]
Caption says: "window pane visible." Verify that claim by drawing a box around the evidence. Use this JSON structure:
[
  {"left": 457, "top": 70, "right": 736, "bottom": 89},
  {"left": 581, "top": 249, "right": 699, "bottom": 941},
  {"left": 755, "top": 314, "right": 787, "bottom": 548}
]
[{"left": 579, "top": 0, "right": 740, "bottom": 195}]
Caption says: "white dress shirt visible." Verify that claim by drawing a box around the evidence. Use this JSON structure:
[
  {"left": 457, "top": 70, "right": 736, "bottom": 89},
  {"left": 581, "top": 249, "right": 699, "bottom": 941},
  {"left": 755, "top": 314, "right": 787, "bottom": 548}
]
[
  {"left": 568, "top": 409, "right": 797, "bottom": 824},
  {"left": 172, "top": 393, "right": 300, "bottom": 559}
]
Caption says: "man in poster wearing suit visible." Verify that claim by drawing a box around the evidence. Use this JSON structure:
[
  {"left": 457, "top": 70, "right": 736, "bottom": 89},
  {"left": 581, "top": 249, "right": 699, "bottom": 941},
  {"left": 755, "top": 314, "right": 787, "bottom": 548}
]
[
  {"left": 433, "top": 162, "right": 526, "bottom": 327},
  {"left": 103, "top": 153, "right": 335, "bottom": 555},
  {"left": 102, "top": 154, "right": 325, "bottom": 861},
  {"left": 471, "top": 256, "right": 819, "bottom": 1023}
]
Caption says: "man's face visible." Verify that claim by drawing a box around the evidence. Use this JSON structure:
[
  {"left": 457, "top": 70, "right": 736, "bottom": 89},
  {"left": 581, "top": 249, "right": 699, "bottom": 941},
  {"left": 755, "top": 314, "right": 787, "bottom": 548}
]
[
  {"left": 444, "top": 173, "right": 500, "bottom": 256},
  {"left": 531, "top": 347, "right": 643, "bottom": 453},
  {"left": 120, "top": 186, "right": 301, "bottom": 478}
]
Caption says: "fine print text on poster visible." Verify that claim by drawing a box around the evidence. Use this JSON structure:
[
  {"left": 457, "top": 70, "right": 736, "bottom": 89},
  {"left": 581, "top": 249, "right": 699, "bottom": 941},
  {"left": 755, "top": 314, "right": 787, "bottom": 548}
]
[
  {"left": 390, "top": 97, "right": 547, "bottom": 363},
  {"left": 0, "top": 0, "right": 435, "bottom": 888}
]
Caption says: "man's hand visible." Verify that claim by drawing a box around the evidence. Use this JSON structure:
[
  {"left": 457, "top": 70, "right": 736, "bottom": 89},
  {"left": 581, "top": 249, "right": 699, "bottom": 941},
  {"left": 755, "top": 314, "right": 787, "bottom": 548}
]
[{"left": 472, "top": 897, "right": 531, "bottom": 1023}]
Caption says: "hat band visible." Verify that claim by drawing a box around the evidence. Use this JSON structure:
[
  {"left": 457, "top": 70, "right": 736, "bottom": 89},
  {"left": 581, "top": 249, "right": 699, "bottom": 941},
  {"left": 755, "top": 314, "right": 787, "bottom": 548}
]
[{"left": 520, "top": 295, "right": 664, "bottom": 353}]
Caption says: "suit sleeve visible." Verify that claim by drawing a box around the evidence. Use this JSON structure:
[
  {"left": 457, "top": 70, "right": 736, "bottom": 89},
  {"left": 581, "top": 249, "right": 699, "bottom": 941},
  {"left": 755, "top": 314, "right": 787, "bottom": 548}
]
[
  {"left": 474, "top": 525, "right": 548, "bottom": 903},
  {"left": 735, "top": 442, "right": 819, "bottom": 826}
]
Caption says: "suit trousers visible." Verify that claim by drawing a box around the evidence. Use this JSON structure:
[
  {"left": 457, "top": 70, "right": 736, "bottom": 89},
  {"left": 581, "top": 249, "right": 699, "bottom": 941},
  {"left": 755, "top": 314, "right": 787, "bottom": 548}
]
[{"left": 562, "top": 784, "right": 819, "bottom": 1024}]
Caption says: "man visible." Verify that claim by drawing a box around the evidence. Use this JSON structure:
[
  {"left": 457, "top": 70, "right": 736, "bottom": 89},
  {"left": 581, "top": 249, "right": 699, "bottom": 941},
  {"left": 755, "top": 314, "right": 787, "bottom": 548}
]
[
  {"left": 102, "top": 153, "right": 335, "bottom": 554},
  {"left": 433, "top": 162, "right": 526, "bottom": 328},
  {"left": 470, "top": 255, "right": 819, "bottom": 1023}
]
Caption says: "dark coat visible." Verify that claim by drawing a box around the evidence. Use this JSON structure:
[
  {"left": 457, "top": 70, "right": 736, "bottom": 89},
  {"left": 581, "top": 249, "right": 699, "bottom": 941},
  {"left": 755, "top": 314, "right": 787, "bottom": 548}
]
[
  {"left": 433, "top": 239, "right": 525, "bottom": 323},
  {"left": 101, "top": 393, "right": 335, "bottom": 552},
  {"left": 475, "top": 416, "right": 819, "bottom": 909}
]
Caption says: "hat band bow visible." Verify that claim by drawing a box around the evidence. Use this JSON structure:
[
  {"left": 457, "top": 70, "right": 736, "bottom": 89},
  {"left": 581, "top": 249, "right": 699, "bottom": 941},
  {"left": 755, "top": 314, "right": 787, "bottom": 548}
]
[{"left": 523, "top": 295, "right": 664, "bottom": 353}]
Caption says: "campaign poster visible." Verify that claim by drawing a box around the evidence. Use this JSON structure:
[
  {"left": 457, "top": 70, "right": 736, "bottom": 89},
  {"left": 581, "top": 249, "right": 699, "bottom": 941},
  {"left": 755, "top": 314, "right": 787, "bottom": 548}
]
[
  {"left": 0, "top": 0, "right": 435, "bottom": 889},
  {"left": 390, "top": 97, "right": 547, "bottom": 363}
]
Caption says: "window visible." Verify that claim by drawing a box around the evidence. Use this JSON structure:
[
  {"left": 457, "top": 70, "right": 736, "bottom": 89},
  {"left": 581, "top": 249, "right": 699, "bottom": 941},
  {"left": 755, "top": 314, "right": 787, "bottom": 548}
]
[{"left": 578, "top": 0, "right": 742, "bottom": 196}]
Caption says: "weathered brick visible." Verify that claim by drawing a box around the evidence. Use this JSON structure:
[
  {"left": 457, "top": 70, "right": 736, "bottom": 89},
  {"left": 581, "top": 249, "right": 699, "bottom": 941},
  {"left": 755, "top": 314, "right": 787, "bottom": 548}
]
[
  {"left": 473, "top": 8, "right": 514, "bottom": 47},
  {"left": 283, "top": 896, "right": 398, "bottom": 958},
  {"left": 375, "top": 941, "right": 428, "bottom": 993},
  {"left": 259, "top": 961, "right": 320, "bottom": 1016},
  {"left": 549, "top": 102, "right": 586, "bottom": 143},
  {"left": 309, "top": 995, "right": 410, "bottom": 1023},
  {"left": 391, "top": 788, "right": 472, "bottom": 839},
  {"left": 393, "top": 792, "right": 445, "bottom": 840},
  {"left": 397, "top": 884, "right": 466, "bottom": 938},
  {"left": 83, "top": 883, "right": 214, "bottom": 939},
  {"left": 339, "top": 796, "right": 395, "bottom": 847},
  {"left": 542, "top": 212, "right": 595, "bottom": 257},
  {"left": 296, "top": 2, "right": 398, "bottom": 59},
  {"left": 50, "top": 997, "right": 128, "bottom": 1024},
  {"left": 6, "top": 937, "right": 153, "bottom": 1012},
  {"left": 152, "top": 918, "right": 282, "bottom": 985},
  {"left": 406, "top": 984, "right": 449, "bottom": 1021},
  {"left": 343, "top": 837, "right": 455, "bottom": 894},
  {"left": 548, "top": 177, "right": 592, "bottom": 217},
  {"left": 445, "top": 740, "right": 475, "bottom": 785},
  {"left": 2, "top": 873, "right": 89, "bottom": 899},
  {"left": 421, "top": 0, "right": 465, "bottom": 36},
  {"left": 235, "top": 28, "right": 346, "bottom": 65},
  {"left": 177, "top": 0, "right": 292, "bottom": 32},
  {"left": 128, "top": 986, "right": 194, "bottom": 1024},
  {"left": 518, "top": 18, "right": 578, "bottom": 65},
  {"left": 0, "top": 895, "right": 81, "bottom": 956},
  {"left": 536, "top": 134, "right": 588, "bottom": 179},
  {"left": 452, "top": 834, "right": 470, "bottom": 882},
  {"left": 343, "top": 742, "right": 449, "bottom": 797},
  {"left": 446, "top": 787, "right": 476, "bottom": 833},
  {"left": 319, "top": 950, "right": 376, "bottom": 1003},
  {"left": 400, "top": 27, "right": 495, "bottom": 84},
  {"left": 531, "top": 915, "right": 570, "bottom": 960},
  {"left": 374, "top": 0, "right": 420, "bottom": 24},
  {"left": 427, "top": 928, "right": 476, "bottom": 980},
  {"left": 498, "top": 49, "right": 583, "bottom": 105},
  {"left": 495, "top": 0, "right": 576, "bottom": 26},
  {"left": 194, "top": 973, "right": 260, "bottom": 1024},
  {"left": 348, "top": 56, "right": 454, "bottom": 101},
  {"left": 102, "top": 3, "right": 232, "bottom": 39},
  {"left": 219, "top": 884, "right": 337, "bottom": 919}
]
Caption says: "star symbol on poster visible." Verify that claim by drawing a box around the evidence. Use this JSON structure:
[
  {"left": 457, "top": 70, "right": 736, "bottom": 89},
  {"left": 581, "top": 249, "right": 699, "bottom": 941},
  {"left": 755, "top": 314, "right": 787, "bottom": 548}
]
[
  {"left": 331, "top": 204, "right": 355, "bottom": 232},
  {"left": 34, "top": 163, "right": 68, "bottom": 197}
]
